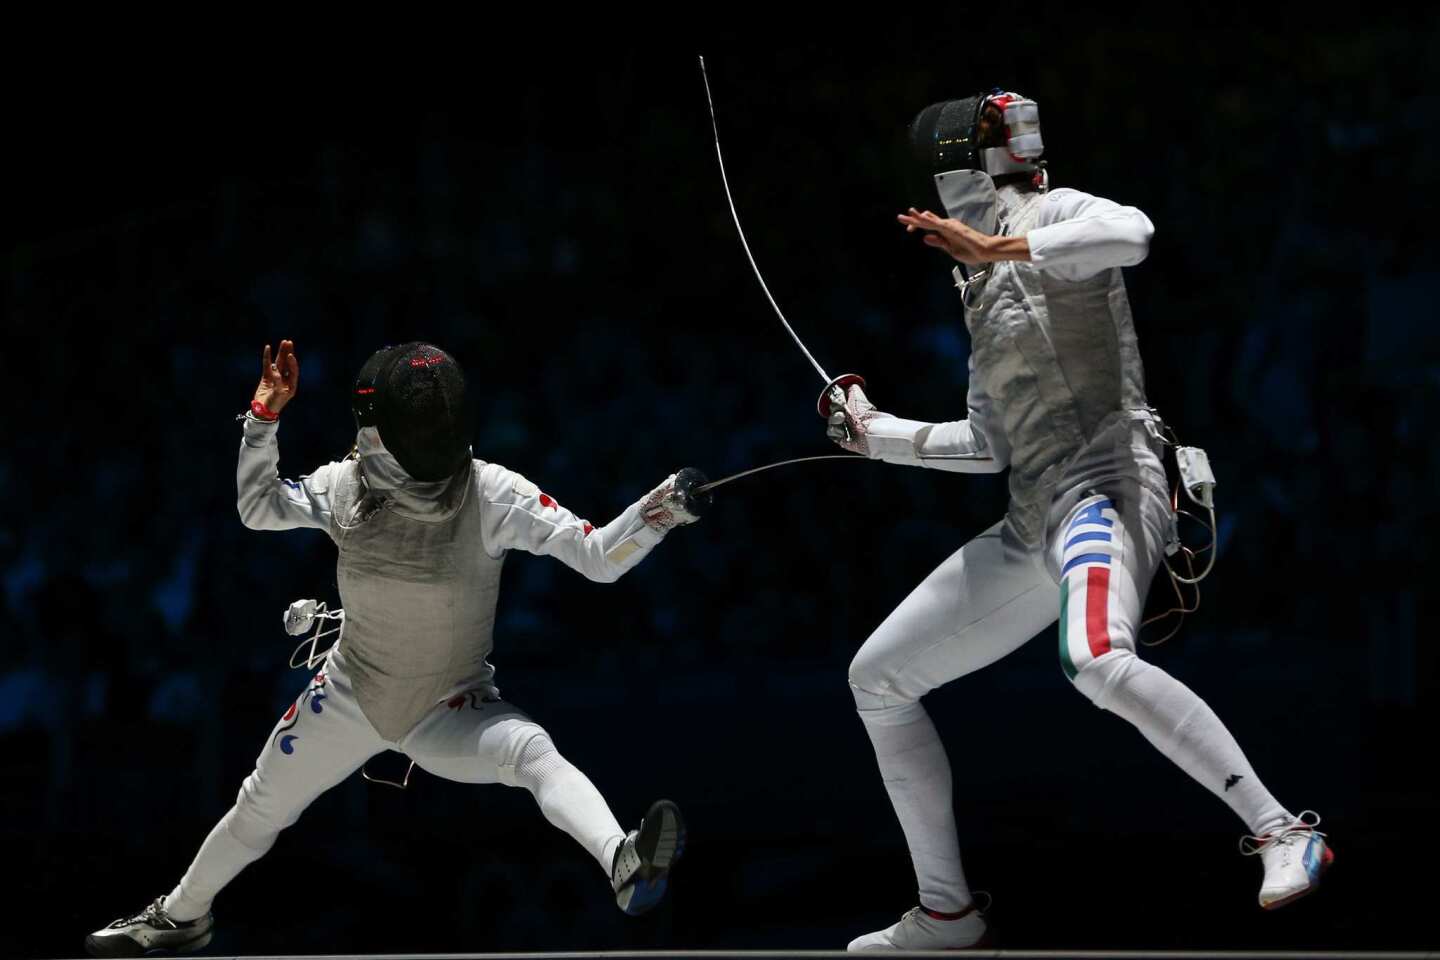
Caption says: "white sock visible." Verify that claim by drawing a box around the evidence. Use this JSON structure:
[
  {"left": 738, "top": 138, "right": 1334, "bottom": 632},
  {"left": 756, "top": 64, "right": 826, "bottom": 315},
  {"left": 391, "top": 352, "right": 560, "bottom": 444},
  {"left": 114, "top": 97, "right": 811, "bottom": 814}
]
[
  {"left": 509, "top": 733, "right": 626, "bottom": 876},
  {"left": 1075, "top": 652, "right": 1291, "bottom": 834},
  {"left": 855, "top": 699, "right": 972, "bottom": 914}
]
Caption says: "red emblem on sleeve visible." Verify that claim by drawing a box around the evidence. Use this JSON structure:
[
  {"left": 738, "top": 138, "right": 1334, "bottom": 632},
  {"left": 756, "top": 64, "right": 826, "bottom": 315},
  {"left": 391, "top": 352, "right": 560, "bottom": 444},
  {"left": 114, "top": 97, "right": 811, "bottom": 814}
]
[
  {"left": 538, "top": 494, "right": 558, "bottom": 511},
  {"left": 583, "top": 522, "right": 594, "bottom": 536}
]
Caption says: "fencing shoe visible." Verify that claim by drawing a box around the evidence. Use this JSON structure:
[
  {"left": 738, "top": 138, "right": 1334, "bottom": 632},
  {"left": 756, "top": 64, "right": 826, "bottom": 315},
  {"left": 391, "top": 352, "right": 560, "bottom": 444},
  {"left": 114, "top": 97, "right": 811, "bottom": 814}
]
[
  {"left": 1242, "top": 810, "right": 1334, "bottom": 909},
  {"left": 848, "top": 902, "right": 990, "bottom": 951},
  {"left": 611, "top": 799, "right": 685, "bottom": 915},
  {"left": 86, "top": 897, "right": 213, "bottom": 957}
]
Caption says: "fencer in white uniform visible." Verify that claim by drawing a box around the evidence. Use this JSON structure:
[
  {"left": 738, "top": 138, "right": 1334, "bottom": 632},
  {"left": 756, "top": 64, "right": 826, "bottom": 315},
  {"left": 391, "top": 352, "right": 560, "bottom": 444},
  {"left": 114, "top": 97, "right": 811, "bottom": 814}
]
[
  {"left": 829, "top": 91, "right": 1332, "bottom": 951},
  {"left": 87, "top": 341, "right": 701, "bottom": 957}
]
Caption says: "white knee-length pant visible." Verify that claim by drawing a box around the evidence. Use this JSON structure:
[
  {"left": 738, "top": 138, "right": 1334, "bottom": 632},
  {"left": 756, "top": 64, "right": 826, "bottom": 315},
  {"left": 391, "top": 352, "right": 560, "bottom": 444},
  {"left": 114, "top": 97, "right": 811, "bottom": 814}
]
[
  {"left": 848, "top": 477, "right": 1288, "bottom": 913},
  {"left": 164, "top": 646, "right": 623, "bottom": 921}
]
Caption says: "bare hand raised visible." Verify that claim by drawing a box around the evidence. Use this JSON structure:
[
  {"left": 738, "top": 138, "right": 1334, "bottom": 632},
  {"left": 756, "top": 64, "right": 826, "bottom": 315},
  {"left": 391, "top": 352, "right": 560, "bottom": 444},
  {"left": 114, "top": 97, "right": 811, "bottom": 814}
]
[
  {"left": 253, "top": 340, "right": 300, "bottom": 418},
  {"left": 897, "top": 208, "right": 996, "bottom": 266}
]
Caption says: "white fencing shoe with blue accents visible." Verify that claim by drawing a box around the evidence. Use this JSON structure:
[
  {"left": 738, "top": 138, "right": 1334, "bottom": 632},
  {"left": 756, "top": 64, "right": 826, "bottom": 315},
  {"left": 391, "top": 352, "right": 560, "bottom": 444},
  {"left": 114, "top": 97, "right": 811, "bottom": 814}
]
[
  {"left": 1242, "top": 809, "right": 1335, "bottom": 909},
  {"left": 611, "top": 799, "right": 685, "bottom": 916}
]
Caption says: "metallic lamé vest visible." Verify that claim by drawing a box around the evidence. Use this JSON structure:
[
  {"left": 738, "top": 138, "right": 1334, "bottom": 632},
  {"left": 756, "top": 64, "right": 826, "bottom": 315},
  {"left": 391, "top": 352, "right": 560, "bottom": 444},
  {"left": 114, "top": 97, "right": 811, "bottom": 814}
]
[
  {"left": 964, "top": 188, "right": 1153, "bottom": 546},
  {"left": 327, "top": 461, "right": 502, "bottom": 741}
]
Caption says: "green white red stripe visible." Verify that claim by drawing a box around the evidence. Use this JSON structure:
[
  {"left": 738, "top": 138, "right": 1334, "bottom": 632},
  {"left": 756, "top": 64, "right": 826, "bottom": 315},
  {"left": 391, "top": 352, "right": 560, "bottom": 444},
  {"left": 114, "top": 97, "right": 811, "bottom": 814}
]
[{"left": 1059, "top": 498, "right": 1118, "bottom": 680}]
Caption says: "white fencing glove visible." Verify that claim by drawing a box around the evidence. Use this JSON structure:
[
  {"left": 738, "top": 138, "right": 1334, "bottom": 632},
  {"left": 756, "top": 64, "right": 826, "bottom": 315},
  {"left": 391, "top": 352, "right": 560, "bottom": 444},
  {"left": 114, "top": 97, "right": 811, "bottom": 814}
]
[
  {"left": 825, "top": 382, "right": 880, "bottom": 457},
  {"left": 641, "top": 468, "right": 712, "bottom": 532}
]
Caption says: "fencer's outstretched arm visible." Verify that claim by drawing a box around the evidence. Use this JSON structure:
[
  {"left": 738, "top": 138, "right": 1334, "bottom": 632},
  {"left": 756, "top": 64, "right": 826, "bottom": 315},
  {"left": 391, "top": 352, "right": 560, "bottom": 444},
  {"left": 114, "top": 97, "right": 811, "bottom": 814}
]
[
  {"left": 828, "top": 355, "right": 1009, "bottom": 475},
  {"left": 898, "top": 190, "right": 1153, "bottom": 282},
  {"left": 477, "top": 465, "right": 696, "bottom": 584}
]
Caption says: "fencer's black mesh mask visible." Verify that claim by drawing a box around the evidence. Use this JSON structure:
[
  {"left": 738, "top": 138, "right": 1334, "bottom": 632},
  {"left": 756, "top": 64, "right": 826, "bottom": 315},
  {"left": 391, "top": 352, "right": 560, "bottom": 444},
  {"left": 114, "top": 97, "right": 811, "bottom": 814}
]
[
  {"left": 910, "top": 95, "right": 990, "bottom": 177},
  {"left": 909, "top": 90, "right": 1047, "bottom": 234},
  {"left": 352, "top": 342, "right": 473, "bottom": 482},
  {"left": 910, "top": 90, "right": 1045, "bottom": 182}
]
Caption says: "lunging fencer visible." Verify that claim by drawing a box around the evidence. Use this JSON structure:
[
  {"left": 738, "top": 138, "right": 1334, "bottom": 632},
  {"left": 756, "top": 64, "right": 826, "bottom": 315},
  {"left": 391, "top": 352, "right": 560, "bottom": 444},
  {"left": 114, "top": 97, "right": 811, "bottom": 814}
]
[
  {"left": 87, "top": 340, "right": 707, "bottom": 956},
  {"left": 823, "top": 91, "right": 1332, "bottom": 950}
]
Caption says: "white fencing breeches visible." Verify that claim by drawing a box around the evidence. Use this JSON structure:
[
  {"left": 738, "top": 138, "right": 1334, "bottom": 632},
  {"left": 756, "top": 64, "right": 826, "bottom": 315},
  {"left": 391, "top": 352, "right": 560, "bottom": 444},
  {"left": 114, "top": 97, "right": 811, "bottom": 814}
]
[
  {"left": 163, "top": 650, "right": 624, "bottom": 921},
  {"left": 848, "top": 480, "right": 1290, "bottom": 914}
]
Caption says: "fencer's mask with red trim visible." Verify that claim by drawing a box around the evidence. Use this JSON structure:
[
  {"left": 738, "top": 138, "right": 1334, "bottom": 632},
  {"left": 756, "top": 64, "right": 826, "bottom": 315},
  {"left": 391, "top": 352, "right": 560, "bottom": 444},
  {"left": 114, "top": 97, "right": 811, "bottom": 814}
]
[
  {"left": 909, "top": 89, "right": 1047, "bottom": 234},
  {"left": 352, "top": 342, "right": 473, "bottom": 483}
]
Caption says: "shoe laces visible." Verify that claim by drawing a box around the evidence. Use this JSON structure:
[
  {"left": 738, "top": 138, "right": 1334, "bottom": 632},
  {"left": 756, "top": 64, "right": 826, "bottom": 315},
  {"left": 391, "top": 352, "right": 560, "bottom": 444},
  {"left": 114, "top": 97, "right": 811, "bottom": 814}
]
[
  {"left": 1239, "top": 809, "right": 1325, "bottom": 856},
  {"left": 112, "top": 898, "right": 174, "bottom": 931}
]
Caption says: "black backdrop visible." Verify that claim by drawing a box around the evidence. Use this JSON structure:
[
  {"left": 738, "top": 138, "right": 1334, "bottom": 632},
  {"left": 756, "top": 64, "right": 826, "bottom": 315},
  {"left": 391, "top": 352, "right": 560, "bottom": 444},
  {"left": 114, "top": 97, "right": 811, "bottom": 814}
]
[{"left": 3, "top": 16, "right": 1437, "bottom": 958}]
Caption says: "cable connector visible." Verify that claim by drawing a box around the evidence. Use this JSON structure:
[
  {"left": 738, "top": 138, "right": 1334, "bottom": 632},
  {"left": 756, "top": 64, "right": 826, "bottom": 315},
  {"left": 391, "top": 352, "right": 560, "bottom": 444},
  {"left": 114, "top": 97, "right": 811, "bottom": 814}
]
[
  {"left": 1175, "top": 446, "right": 1216, "bottom": 509},
  {"left": 283, "top": 599, "right": 344, "bottom": 669}
]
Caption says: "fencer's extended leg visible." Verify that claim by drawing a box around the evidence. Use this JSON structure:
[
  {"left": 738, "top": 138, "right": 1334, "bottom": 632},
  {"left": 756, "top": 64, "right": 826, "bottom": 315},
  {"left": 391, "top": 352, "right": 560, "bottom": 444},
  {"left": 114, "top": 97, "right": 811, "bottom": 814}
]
[
  {"left": 1055, "top": 491, "right": 1329, "bottom": 906},
  {"left": 163, "top": 663, "right": 384, "bottom": 921},
  {"left": 404, "top": 691, "right": 682, "bottom": 915},
  {"left": 403, "top": 693, "right": 627, "bottom": 875},
  {"left": 504, "top": 726, "right": 631, "bottom": 874},
  {"left": 88, "top": 658, "right": 384, "bottom": 956},
  {"left": 847, "top": 520, "right": 1054, "bottom": 947},
  {"left": 1056, "top": 493, "right": 1291, "bottom": 830}
]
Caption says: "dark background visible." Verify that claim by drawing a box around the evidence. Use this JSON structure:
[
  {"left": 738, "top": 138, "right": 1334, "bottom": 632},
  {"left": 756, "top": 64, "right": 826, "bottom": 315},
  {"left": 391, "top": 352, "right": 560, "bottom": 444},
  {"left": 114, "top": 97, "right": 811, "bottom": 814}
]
[{"left": 3, "top": 16, "right": 1437, "bottom": 958}]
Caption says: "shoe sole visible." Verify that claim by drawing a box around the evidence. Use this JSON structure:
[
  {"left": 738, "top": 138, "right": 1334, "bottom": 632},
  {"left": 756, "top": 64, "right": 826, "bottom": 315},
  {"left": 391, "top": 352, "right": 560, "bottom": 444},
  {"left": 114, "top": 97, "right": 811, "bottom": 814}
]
[
  {"left": 846, "top": 911, "right": 993, "bottom": 952},
  {"left": 617, "top": 799, "right": 686, "bottom": 916},
  {"left": 85, "top": 929, "right": 212, "bottom": 957},
  {"left": 637, "top": 799, "right": 685, "bottom": 872},
  {"left": 1261, "top": 844, "right": 1335, "bottom": 911}
]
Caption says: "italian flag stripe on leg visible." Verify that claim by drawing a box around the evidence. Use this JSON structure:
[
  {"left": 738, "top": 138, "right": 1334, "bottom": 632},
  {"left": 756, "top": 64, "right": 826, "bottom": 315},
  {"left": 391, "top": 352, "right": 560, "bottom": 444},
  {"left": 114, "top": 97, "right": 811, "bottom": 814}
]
[{"left": 1085, "top": 566, "right": 1113, "bottom": 659}]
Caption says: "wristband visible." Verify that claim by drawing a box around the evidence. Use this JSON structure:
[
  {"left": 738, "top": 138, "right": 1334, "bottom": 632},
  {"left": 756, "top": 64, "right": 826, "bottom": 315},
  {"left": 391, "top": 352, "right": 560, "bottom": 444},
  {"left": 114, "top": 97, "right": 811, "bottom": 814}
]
[{"left": 250, "top": 399, "right": 280, "bottom": 421}]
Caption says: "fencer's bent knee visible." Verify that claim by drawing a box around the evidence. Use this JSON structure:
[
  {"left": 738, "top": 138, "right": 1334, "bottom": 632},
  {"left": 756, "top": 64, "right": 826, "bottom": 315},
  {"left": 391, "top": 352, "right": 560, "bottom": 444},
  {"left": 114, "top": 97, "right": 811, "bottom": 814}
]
[
  {"left": 848, "top": 643, "right": 898, "bottom": 711},
  {"left": 493, "top": 720, "right": 553, "bottom": 789},
  {"left": 850, "top": 643, "right": 937, "bottom": 718},
  {"left": 1070, "top": 648, "right": 1141, "bottom": 711}
]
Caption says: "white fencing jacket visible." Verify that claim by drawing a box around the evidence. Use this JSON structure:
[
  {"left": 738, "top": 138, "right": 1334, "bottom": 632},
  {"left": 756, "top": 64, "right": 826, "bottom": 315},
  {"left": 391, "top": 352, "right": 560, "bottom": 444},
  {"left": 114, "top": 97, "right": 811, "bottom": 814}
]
[
  {"left": 237, "top": 417, "right": 663, "bottom": 740},
  {"left": 864, "top": 185, "right": 1169, "bottom": 546}
]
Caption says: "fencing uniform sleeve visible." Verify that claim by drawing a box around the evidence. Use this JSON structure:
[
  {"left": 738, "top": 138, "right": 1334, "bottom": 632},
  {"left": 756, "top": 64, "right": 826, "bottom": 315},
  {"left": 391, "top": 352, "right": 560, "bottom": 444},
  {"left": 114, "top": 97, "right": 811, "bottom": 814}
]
[
  {"left": 477, "top": 464, "right": 661, "bottom": 584},
  {"left": 235, "top": 414, "right": 338, "bottom": 533},
  {"left": 1025, "top": 187, "right": 1154, "bottom": 282},
  {"left": 862, "top": 354, "right": 1009, "bottom": 475}
]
